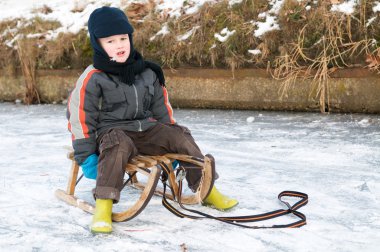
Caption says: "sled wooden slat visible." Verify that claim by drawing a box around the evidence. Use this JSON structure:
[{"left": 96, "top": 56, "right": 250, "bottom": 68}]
[
  {"left": 135, "top": 155, "right": 157, "bottom": 166},
  {"left": 67, "top": 159, "right": 80, "bottom": 195},
  {"left": 151, "top": 156, "right": 171, "bottom": 164},
  {"left": 167, "top": 162, "right": 180, "bottom": 200},
  {"left": 112, "top": 165, "right": 161, "bottom": 222},
  {"left": 125, "top": 164, "right": 137, "bottom": 172},
  {"left": 129, "top": 159, "right": 144, "bottom": 167},
  {"left": 67, "top": 152, "right": 74, "bottom": 160},
  {"left": 165, "top": 153, "right": 205, "bottom": 167},
  {"left": 133, "top": 166, "right": 151, "bottom": 177},
  {"left": 55, "top": 189, "right": 95, "bottom": 214}
]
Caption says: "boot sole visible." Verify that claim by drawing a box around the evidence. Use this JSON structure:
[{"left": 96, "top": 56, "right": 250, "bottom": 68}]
[
  {"left": 202, "top": 201, "right": 239, "bottom": 211},
  {"left": 91, "top": 229, "right": 112, "bottom": 234}
]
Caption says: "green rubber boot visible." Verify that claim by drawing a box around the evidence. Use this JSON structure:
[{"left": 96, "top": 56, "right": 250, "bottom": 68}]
[
  {"left": 91, "top": 199, "right": 113, "bottom": 234},
  {"left": 202, "top": 186, "right": 238, "bottom": 211}
]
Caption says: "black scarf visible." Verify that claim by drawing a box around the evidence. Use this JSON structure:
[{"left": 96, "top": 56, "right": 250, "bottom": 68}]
[{"left": 93, "top": 50, "right": 165, "bottom": 86}]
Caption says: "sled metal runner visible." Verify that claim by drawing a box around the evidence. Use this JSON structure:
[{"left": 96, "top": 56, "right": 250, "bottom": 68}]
[{"left": 55, "top": 152, "right": 214, "bottom": 222}]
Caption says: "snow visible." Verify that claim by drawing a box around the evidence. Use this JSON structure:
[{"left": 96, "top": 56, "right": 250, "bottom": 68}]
[
  {"left": 149, "top": 23, "right": 169, "bottom": 41},
  {"left": 258, "top": 12, "right": 267, "bottom": 19},
  {"left": 0, "top": 0, "right": 216, "bottom": 45},
  {"left": 214, "top": 27, "right": 236, "bottom": 43},
  {"left": 268, "top": 0, "right": 285, "bottom": 15},
  {"left": 374, "top": 1, "right": 380, "bottom": 12},
  {"left": 0, "top": 0, "right": 122, "bottom": 41},
  {"left": 246, "top": 116, "right": 255, "bottom": 122},
  {"left": 254, "top": 15, "right": 280, "bottom": 38},
  {"left": 366, "top": 16, "right": 377, "bottom": 27},
  {"left": 154, "top": 0, "right": 215, "bottom": 18},
  {"left": 0, "top": 0, "right": 287, "bottom": 47},
  {"left": 331, "top": 0, "right": 357, "bottom": 15},
  {"left": 184, "top": 0, "right": 216, "bottom": 15},
  {"left": 0, "top": 0, "right": 120, "bottom": 22},
  {"left": 154, "top": 0, "right": 188, "bottom": 18},
  {"left": 229, "top": 0, "right": 243, "bottom": 6},
  {"left": 253, "top": 0, "right": 284, "bottom": 38},
  {"left": 0, "top": 103, "right": 379, "bottom": 251},
  {"left": 177, "top": 26, "right": 200, "bottom": 41},
  {"left": 248, "top": 49, "right": 261, "bottom": 55}
]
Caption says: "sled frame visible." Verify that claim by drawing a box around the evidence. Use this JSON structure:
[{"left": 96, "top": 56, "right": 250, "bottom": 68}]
[{"left": 55, "top": 152, "right": 213, "bottom": 222}]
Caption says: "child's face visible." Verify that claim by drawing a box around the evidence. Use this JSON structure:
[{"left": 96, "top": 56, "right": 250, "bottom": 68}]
[{"left": 99, "top": 34, "right": 131, "bottom": 63}]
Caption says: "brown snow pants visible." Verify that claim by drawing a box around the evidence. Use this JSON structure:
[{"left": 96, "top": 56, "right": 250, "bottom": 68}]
[{"left": 93, "top": 123, "right": 212, "bottom": 203}]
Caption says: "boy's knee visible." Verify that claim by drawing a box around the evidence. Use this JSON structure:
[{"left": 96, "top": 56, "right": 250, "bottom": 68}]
[{"left": 99, "top": 129, "right": 136, "bottom": 155}]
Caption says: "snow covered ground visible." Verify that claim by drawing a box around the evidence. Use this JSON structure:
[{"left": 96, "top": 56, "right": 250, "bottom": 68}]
[{"left": 0, "top": 103, "right": 379, "bottom": 251}]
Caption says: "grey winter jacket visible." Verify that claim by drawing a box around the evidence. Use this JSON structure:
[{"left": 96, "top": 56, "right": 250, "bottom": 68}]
[{"left": 67, "top": 65, "right": 176, "bottom": 164}]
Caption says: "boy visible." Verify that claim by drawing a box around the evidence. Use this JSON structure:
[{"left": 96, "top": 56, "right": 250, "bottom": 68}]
[{"left": 67, "top": 6, "right": 238, "bottom": 234}]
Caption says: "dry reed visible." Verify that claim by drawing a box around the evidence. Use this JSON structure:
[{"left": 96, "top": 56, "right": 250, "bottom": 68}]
[{"left": 16, "top": 39, "right": 40, "bottom": 104}]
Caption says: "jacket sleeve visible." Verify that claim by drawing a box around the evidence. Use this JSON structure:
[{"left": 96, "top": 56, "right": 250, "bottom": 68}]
[
  {"left": 66, "top": 68, "right": 101, "bottom": 165},
  {"left": 150, "top": 77, "right": 176, "bottom": 124}
]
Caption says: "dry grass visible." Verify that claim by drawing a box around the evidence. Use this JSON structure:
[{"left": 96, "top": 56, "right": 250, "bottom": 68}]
[
  {"left": 271, "top": 0, "right": 379, "bottom": 112},
  {"left": 1, "top": 0, "right": 376, "bottom": 73},
  {"left": 366, "top": 48, "right": 380, "bottom": 73},
  {"left": 132, "top": 0, "right": 260, "bottom": 70},
  {"left": 40, "top": 32, "right": 91, "bottom": 69},
  {"left": 16, "top": 39, "right": 40, "bottom": 104}
]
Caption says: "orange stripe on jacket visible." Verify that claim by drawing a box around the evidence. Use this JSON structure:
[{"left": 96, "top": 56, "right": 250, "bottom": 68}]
[
  {"left": 162, "top": 86, "right": 176, "bottom": 124},
  {"left": 69, "top": 69, "right": 100, "bottom": 140},
  {"left": 67, "top": 94, "right": 73, "bottom": 140},
  {"left": 78, "top": 70, "right": 100, "bottom": 138}
]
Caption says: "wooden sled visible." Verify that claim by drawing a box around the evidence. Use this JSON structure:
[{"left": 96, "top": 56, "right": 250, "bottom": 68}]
[{"left": 55, "top": 152, "right": 214, "bottom": 222}]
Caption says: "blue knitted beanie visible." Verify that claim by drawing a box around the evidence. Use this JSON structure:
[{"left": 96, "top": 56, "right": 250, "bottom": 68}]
[{"left": 88, "top": 6, "right": 134, "bottom": 58}]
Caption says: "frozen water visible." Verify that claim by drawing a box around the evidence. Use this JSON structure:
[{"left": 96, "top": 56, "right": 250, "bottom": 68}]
[{"left": 0, "top": 103, "right": 379, "bottom": 251}]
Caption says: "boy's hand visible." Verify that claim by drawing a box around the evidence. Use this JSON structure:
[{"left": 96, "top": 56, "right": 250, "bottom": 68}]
[{"left": 80, "top": 154, "right": 98, "bottom": 179}]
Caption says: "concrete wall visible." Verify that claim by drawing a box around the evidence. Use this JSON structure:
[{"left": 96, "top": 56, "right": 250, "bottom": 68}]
[{"left": 0, "top": 68, "right": 379, "bottom": 113}]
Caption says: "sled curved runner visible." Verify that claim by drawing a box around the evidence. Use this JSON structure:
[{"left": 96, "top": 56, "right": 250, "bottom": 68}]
[{"left": 55, "top": 152, "right": 214, "bottom": 222}]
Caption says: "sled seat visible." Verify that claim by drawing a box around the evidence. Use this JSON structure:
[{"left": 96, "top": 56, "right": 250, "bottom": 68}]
[{"left": 55, "top": 152, "right": 214, "bottom": 222}]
